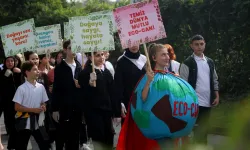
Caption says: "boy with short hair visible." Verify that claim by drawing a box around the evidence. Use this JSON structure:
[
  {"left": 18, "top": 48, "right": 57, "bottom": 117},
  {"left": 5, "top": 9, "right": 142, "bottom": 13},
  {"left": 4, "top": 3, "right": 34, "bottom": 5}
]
[
  {"left": 180, "top": 35, "right": 219, "bottom": 144},
  {"left": 52, "top": 40, "right": 83, "bottom": 150},
  {"left": 13, "top": 61, "right": 49, "bottom": 150}
]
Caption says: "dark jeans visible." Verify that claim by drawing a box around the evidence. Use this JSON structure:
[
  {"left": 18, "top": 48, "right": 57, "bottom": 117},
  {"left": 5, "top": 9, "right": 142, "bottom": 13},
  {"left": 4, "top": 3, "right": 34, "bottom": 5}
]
[
  {"left": 194, "top": 106, "right": 212, "bottom": 144},
  {"left": 55, "top": 111, "right": 81, "bottom": 150},
  {"left": 16, "top": 129, "right": 50, "bottom": 150}
]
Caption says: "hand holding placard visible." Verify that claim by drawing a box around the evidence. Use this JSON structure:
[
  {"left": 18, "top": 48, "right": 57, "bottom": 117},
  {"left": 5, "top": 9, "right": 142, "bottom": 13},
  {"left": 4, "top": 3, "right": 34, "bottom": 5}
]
[{"left": 90, "top": 52, "right": 96, "bottom": 87}]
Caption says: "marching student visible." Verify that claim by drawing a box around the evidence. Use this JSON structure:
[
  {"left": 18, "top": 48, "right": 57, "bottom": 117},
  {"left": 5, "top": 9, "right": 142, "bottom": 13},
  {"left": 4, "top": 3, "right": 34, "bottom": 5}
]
[
  {"left": 114, "top": 45, "right": 146, "bottom": 121},
  {"left": 180, "top": 35, "right": 219, "bottom": 144},
  {"left": 24, "top": 52, "right": 49, "bottom": 91},
  {"left": 117, "top": 43, "right": 181, "bottom": 150},
  {"left": 14, "top": 54, "right": 23, "bottom": 69},
  {"left": 51, "top": 40, "right": 83, "bottom": 150},
  {"left": 25, "top": 51, "right": 56, "bottom": 149},
  {"left": 0, "top": 56, "right": 22, "bottom": 149},
  {"left": 47, "top": 51, "right": 63, "bottom": 86},
  {"left": 78, "top": 51, "right": 120, "bottom": 150},
  {"left": 38, "top": 54, "right": 53, "bottom": 74},
  {"left": 13, "top": 61, "right": 49, "bottom": 150}
]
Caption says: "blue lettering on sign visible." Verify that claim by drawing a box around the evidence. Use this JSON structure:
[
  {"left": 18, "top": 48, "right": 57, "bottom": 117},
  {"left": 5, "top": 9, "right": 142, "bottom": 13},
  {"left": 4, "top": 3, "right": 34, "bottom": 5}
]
[{"left": 37, "top": 30, "right": 57, "bottom": 48}]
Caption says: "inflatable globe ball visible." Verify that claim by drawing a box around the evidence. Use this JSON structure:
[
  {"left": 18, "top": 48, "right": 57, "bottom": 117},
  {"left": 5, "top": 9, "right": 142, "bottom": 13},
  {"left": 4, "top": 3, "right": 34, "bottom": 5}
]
[{"left": 130, "top": 72, "right": 199, "bottom": 140}]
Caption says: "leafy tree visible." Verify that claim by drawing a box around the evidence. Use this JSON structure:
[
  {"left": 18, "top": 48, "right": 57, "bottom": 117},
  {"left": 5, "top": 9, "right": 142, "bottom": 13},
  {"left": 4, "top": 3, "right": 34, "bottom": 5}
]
[{"left": 0, "top": 0, "right": 249, "bottom": 96}]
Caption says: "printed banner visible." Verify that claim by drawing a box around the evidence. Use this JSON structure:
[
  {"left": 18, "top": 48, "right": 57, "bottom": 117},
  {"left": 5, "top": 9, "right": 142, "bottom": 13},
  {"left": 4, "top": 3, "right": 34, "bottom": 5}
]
[
  {"left": 64, "top": 22, "right": 70, "bottom": 40},
  {"left": 113, "top": 0, "right": 167, "bottom": 49},
  {"left": 0, "top": 19, "right": 36, "bottom": 57},
  {"left": 89, "top": 10, "right": 117, "bottom": 33},
  {"left": 69, "top": 15, "right": 115, "bottom": 53},
  {"left": 35, "top": 24, "right": 62, "bottom": 54}
]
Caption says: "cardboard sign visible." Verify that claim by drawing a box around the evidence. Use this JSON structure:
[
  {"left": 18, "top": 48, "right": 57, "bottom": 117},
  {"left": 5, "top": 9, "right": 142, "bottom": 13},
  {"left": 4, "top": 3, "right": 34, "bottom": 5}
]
[
  {"left": 89, "top": 10, "right": 117, "bottom": 33},
  {"left": 64, "top": 22, "right": 70, "bottom": 40},
  {"left": 36, "top": 24, "right": 62, "bottom": 54},
  {"left": 69, "top": 15, "right": 115, "bottom": 53},
  {"left": 0, "top": 19, "right": 36, "bottom": 56},
  {"left": 113, "top": 0, "right": 166, "bottom": 49}
]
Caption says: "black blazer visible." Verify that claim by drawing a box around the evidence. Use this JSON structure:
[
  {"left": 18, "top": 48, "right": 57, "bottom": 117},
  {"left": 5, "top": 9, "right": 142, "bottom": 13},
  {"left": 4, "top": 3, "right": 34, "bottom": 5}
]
[
  {"left": 78, "top": 62, "right": 120, "bottom": 117},
  {"left": 51, "top": 60, "right": 82, "bottom": 120}
]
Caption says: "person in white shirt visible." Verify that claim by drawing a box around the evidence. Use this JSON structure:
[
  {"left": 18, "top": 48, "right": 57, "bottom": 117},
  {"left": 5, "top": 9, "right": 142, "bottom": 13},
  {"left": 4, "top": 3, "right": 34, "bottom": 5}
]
[
  {"left": 164, "top": 44, "right": 180, "bottom": 74},
  {"left": 180, "top": 35, "right": 219, "bottom": 144},
  {"left": 13, "top": 61, "right": 49, "bottom": 150},
  {"left": 104, "top": 51, "right": 115, "bottom": 78},
  {"left": 76, "top": 53, "right": 88, "bottom": 67}
]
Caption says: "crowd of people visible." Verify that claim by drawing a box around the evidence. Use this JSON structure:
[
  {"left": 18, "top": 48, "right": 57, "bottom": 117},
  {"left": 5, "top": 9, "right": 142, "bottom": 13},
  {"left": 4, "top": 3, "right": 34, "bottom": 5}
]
[{"left": 0, "top": 34, "right": 219, "bottom": 150}]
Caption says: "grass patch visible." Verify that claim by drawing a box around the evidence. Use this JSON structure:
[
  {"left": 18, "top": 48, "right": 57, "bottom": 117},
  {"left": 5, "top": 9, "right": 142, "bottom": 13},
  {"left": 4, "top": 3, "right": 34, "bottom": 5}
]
[{"left": 208, "top": 94, "right": 250, "bottom": 135}]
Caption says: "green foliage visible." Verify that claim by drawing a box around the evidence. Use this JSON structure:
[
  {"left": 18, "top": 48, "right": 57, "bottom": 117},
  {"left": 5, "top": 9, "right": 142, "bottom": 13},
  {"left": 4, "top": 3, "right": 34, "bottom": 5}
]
[
  {"left": 157, "top": 0, "right": 250, "bottom": 96},
  {"left": 0, "top": 0, "right": 249, "bottom": 96}
]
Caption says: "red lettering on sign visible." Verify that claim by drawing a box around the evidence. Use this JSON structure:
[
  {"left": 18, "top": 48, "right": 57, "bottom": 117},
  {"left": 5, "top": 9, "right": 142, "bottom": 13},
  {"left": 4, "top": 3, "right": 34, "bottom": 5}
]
[
  {"left": 184, "top": 102, "right": 188, "bottom": 115},
  {"left": 172, "top": 101, "right": 198, "bottom": 118},
  {"left": 173, "top": 101, "right": 178, "bottom": 116},
  {"left": 179, "top": 102, "right": 183, "bottom": 116}
]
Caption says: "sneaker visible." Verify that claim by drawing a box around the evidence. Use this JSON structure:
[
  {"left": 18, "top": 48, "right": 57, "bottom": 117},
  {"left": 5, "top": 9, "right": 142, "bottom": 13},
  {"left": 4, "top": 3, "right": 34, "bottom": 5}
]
[{"left": 81, "top": 144, "right": 92, "bottom": 150}]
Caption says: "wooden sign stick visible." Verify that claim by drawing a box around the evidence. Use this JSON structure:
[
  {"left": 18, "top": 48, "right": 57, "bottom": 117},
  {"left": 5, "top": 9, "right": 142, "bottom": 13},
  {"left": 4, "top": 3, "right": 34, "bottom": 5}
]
[{"left": 91, "top": 52, "right": 96, "bottom": 87}]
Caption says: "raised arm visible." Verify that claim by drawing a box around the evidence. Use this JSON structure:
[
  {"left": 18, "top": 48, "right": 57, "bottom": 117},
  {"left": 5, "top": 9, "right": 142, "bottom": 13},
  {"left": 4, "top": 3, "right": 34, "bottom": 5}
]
[{"left": 142, "top": 71, "right": 154, "bottom": 101}]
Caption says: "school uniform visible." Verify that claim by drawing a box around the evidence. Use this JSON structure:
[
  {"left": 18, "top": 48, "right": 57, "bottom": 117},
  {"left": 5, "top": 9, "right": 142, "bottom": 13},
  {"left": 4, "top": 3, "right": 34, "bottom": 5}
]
[
  {"left": 13, "top": 81, "right": 49, "bottom": 150},
  {"left": 0, "top": 56, "right": 22, "bottom": 149},
  {"left": 78, "top": 62, "right": 120, "bottom": 149},
  {"left": 180, "top": 53, "right": 219, "bottom": 144},
  {"left": 51, "top": 60, "right": 82, "bottom": 150},
  {"left": 114, "top": 49, "right": 147, "bottom": 110}
]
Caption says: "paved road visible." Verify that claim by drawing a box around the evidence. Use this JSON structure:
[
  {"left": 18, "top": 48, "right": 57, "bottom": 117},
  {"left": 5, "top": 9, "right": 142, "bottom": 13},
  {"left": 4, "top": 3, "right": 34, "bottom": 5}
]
[{"left": 1, "top": 115, "right": 230, "bottom": 150}]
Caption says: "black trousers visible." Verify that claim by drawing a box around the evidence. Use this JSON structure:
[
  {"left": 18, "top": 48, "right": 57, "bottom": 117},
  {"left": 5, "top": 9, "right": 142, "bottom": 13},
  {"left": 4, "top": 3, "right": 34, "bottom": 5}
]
[
  {"left": 85, "top": 109, "right": 114, "bottom": 150},
  {"left": 56, "top": 111, "right": 81, "bottom": 150},
  {"left": 3, "top": 103, "right": 18, "bottom": 149},
  {"left": 194, "top": 106, "right": 212, "bottom": 144},
  {"left": 80, "top": 123, "right": 88, "bottom": 145},
  {"left": 16, "top": 129, "right": 50, "bottom": 150}
]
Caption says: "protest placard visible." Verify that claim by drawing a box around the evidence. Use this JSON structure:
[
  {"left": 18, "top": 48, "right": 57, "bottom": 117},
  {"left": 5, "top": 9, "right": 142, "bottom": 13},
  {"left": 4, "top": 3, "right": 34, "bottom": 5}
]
[
  {"left": 0, "top": 19, "right": 36, "bottom": 57},
  {"left": 64, "top": 22, "right": 70, "bottom": 40},
  {"left": 113, "top": 0, "right": 166, "bottom": 49},
  {"left": 35, "top": 24, "right": 62, "bottom": 55},
  {"left": 69, "top": 15, "right": 115, "bottom": 53},
  {"left": 89, "top": 10, "right": 117, "bottom": 33}
]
